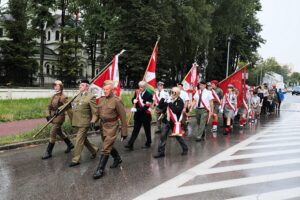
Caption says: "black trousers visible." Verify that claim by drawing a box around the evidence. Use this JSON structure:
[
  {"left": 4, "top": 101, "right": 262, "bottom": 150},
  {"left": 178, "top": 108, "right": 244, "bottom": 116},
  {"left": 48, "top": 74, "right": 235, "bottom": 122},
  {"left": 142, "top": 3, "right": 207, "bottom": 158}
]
[
  {"left": 127, "top": 118, "right": 152, "bottom": 147},
  {"left": 157, "top": 123, "right": 188, "bottom": 154}
]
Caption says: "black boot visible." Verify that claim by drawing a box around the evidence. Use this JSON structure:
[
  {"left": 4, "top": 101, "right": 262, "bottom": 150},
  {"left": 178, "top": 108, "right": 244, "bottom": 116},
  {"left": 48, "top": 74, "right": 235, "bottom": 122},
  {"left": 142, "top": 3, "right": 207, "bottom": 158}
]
[
  {"left": 110, "top": 148, "right": 122, "bottom": 168},
  {"left": 93, "top": 155, "right": 109, "bottom": 179},
  {"left": 42, "top": 143, "right": 55, "bottom": 160},
  {"left": 63, "top": 138, "right": 74, "bottom": 153}
]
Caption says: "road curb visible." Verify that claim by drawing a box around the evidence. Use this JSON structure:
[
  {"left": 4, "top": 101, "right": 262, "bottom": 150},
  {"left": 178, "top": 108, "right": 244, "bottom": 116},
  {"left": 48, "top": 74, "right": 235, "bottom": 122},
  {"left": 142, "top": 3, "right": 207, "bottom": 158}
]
[{"left": 0, "top": 115, "right": 196, "bottom": 151}]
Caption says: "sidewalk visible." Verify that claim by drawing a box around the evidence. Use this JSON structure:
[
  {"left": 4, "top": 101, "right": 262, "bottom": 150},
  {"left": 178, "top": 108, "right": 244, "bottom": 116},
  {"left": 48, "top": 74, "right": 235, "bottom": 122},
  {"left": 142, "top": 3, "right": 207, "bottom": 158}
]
[{"left": 0, "top": 118, "right": 46, "bottom": 137}]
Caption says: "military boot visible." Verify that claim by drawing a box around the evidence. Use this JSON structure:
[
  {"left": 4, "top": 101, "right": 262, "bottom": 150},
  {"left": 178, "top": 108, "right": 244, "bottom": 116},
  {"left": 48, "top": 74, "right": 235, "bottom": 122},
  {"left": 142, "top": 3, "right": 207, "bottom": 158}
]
[
  {"left": 110, "top": 148, "right": 122, "bottom": 168},
  {"left": 63, "top": 138, "right": 74, "bottom": 153},
  {"left": 42, "top": 143, "right": 55, "bottom": 160},
  {"left": 93, "top": 155, "right": 109, "bottom": 179}
]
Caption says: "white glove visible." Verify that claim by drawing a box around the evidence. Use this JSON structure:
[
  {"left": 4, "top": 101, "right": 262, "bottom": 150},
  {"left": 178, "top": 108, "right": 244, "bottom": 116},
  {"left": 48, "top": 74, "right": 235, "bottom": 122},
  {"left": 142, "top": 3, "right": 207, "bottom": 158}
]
[
  {"left": 130, "top": 108, "right": 137, "bottom": 113},
  {"left": 218, "top": 105, "right": 222, "bottom": 111},
  {"left": 166, "top": 98, "right": 172, "bottom": 103},
  {"left": 234, "top": 111, "right": 238, "bottom": 116},
  {"left": 133, "top": 99, "right": 138, "bottom": 104},
  {"left": 219, "top": 108, "right": 223, "bottom": 113},
  {"left": 248, "top": 109, "right": 251, "bottom": 113}
]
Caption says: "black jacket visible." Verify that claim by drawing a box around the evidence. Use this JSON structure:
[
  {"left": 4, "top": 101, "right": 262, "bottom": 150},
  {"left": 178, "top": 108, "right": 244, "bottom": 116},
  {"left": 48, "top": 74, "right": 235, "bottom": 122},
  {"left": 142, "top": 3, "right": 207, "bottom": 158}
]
[
  {"left": 158, "top": 97, "right": 184, "bottom": 126},
  {"left": 132, "top": 90, "right": 153, "bottom": 117}
]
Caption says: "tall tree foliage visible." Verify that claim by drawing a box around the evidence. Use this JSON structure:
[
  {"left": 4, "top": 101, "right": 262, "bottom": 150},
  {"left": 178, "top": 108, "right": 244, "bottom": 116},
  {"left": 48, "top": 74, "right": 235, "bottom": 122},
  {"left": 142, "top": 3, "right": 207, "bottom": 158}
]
[
  {"left": 206, "top": 0, "right": 264, "bottom": 81},
  {"left": 30, "top": 0, "right": 56, "bottom": 87},
  {"left": 0, "top": 0, "right": 37, "bottom": 86}
]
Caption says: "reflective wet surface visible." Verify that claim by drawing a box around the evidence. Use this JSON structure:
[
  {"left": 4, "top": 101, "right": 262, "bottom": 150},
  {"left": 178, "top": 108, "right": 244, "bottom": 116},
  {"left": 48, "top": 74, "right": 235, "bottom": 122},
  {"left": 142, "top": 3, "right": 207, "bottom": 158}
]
[{"left": 1, "top": 94, "right": 300, "bottom": 200}]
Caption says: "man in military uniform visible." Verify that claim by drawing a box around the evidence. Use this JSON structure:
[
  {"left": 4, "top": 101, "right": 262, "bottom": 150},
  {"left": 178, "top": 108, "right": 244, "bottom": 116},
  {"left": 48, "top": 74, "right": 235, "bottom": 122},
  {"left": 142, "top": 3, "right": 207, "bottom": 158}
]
[
  {"left": 210, "top": 80, "right": 223, "bottom": 132},
  {"left": 125, "top": 81, "right": 153, "bottom": 150},
  {"left": 69, "top": 80, "right": 99, "bottom": 167},
  {"left": 93, "top": 80, "right": 127, "bottom": 179},
  {"left": 153, "top": 87, "right": 188, "bottom": 158},
  {"left": 153, "top": 81, "right": 169, "bottom": 134},
  {"left": 42, "top": 80, "right": 74, "bottom": 160}
]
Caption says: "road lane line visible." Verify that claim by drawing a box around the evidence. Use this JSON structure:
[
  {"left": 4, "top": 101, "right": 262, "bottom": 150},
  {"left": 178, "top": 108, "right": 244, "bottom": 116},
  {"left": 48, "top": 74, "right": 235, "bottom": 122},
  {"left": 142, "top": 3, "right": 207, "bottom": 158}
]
[
  {"left": 226, "top": 186, "right": 300, "bottom": 200},
  {"left": 255, "top": 137, "right": 300, "bottom": 142},
  {"left": 196, "top": 158, "right": 300, "bottom": 175},
  {"left": 242, "top": 142, "right": 300, "bottom": 150},
  {"left": 155, "top": 170, "right": 300, "bottom": 199},
  {"left": 227, "top": 149, "right": 300, "bottom": 160}
]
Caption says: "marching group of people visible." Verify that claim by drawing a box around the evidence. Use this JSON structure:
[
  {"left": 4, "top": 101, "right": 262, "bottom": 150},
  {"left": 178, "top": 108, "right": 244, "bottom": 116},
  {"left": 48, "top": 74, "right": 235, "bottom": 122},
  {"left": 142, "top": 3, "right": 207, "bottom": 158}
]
[{"left": 41, "top": 79, "right": 285, "bottom": 180}]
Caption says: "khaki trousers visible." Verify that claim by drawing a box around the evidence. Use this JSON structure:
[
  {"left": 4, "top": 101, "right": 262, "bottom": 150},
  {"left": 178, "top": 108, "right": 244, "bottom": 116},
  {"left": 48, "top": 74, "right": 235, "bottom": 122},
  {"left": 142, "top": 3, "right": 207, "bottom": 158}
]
[
  {"left": 50, "top": 123, "right": 67, "bottom": 143},
  {"left": 72, "top": 127, "right": 97, "bottom": 163}
]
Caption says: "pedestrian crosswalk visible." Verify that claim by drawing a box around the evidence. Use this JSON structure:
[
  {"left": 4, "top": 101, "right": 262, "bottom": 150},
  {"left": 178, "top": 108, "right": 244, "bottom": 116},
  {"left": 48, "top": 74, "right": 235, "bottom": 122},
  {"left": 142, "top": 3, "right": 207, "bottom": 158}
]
[{"left": 134, "top": 112, "right": 300, "bottom": 200}]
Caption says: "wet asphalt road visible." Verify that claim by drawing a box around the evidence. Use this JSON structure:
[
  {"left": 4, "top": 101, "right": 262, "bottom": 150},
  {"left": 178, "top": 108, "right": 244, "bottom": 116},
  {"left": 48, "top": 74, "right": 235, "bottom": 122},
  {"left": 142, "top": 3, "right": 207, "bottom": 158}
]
[{"left": 1, "top": 94, "right": 300, "bottom": 200}]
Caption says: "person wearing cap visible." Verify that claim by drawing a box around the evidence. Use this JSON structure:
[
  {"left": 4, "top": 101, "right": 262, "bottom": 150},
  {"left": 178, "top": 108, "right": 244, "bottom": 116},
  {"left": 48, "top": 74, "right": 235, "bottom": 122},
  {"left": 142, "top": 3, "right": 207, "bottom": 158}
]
[
  {"left": 153, "top": 87, "right": 189, "bottom": 158},
  {"left": 177, "top": 83, "right": 190, "bottom": 133},
  {"left": 93, "top": 80, "right": 127, "bottom": 179},
  {"left": 125, "top": 81, "right": 153, "bottom": 150},
  {"left": 69, "top": 79, "right": 99, "bottom": 167},
  {"left": 220, "top": 84, "right": 237, "bottom": 134},
  {"left": 42, "top": 80, "right": 74, "bottom": 160},
  {"left": 190, "top": 81, "right": 214, "bottom": 141},
  {"left": 153, "top": 81, "right": 169, "bottom": 134},
  {"left": 238, "top": 87, "right": 251, "bottom": 128},
  {"left": 210, "top": 80, "right": 223, "bottom": 132}
]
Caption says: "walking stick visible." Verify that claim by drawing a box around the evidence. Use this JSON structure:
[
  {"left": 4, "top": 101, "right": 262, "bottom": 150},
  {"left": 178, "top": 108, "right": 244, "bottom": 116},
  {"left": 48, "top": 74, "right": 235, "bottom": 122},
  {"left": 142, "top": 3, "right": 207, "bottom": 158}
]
[{"left": 33, "top": 49, "right": 126, "bottom": 138}]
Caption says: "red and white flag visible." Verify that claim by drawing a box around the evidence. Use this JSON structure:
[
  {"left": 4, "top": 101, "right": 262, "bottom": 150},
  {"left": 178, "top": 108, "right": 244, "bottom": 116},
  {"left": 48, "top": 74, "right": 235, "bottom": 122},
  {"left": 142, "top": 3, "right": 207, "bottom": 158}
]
[
  {"left": 90, "top": 53, "right": 122, "bottom": 101},
  {"left": 143, "top": 40, "right": 159, "bottom": 95},
  {"left": 182, "top": 63, "right": 198, "bottom": 100}
]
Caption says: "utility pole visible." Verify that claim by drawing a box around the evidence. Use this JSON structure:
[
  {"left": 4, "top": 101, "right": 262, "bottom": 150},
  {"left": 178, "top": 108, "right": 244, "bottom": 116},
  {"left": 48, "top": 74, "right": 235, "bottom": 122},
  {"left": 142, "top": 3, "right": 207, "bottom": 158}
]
[{"left": 226, "top": 36, "right": 231, "bottom": 78}]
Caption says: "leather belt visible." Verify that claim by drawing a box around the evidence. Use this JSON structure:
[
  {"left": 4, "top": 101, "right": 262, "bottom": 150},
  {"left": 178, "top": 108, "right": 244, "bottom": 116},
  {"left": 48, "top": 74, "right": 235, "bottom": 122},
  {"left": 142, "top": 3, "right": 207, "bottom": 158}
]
[{"left": 101, "top": 116, "right": 119, "bottom": 123}]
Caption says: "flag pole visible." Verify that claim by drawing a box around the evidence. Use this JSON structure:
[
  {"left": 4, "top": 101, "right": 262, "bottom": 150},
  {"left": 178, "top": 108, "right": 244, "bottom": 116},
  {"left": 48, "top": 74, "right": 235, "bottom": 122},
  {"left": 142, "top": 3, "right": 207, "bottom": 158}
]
[
  {"left": 33, "top": 49, "right": 126, "bottom": 138},
  {"left": 127, "top": 37, "right": 160, "bottom": 125}
]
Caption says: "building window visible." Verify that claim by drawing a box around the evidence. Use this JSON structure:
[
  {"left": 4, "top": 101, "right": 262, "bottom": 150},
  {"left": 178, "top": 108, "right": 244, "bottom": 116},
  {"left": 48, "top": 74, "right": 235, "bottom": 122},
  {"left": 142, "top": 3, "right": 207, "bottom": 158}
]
[
  {"left": 47, "top": 31, "right": 51, "bottom": 41},
  {"left": 0, "top": 28, "right": 3, "bottom": 37},
  {"left": 55, "top": 31, "right": 60, "bottom": 41},
  {"left": 46, "top": 64, "right": 50, "bottom": 75},
  {"left": 52, "top": 65, "right": 55, "bottom": 75}
]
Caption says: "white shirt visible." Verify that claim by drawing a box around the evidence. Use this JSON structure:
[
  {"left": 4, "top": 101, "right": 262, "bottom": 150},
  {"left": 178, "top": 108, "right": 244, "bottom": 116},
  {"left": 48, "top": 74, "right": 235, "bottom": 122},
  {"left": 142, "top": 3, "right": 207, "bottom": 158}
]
[
  {"left": 251, "top": 96, "right": 260, "bottom": 106},
  {"left": 180, "top": 90, "right": 190, "bottom": 102},
  {"left": 193, "top": 89, "right": 214, "bottom": 110},
  {"left": 153, "top": 89, "right": 169, "bottom": 104}
]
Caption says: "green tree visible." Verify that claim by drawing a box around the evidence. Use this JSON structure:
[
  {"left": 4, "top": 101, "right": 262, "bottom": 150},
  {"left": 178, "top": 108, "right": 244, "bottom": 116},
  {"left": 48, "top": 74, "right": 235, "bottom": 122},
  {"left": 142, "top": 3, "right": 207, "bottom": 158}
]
[
  {"left": 206, "top": 0, "right": 264, "bottom": 81},
  {"left": 0, "top": 0, "right": 37, "bottom": 86},
  {"left": 30, "top": 0, "right": 56, "bottom": 87}
]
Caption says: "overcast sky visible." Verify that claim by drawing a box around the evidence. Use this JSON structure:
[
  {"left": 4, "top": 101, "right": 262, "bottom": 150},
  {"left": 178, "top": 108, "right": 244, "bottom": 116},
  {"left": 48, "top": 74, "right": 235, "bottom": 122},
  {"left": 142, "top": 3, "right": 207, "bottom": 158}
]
[{"left": 257, "top": 0, "right": 300, "bottom": 72}]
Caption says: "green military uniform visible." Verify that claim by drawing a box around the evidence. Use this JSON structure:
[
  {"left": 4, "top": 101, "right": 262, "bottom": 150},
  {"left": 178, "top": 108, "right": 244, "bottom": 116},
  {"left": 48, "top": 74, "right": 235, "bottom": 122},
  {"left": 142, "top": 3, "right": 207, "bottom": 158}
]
[
  {"left": 71, "top": 91, "right": 98, "bottom": 164},
  {"left": 42, "top": 92, "right": 74, "bottom": 160}
]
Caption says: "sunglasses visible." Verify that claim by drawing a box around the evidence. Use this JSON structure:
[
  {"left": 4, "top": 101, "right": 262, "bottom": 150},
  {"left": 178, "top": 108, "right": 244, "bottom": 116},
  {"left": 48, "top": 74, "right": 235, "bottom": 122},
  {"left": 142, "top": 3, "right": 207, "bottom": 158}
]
[{"left": 171, "top": 91, "right": 177, "bottom": 95}]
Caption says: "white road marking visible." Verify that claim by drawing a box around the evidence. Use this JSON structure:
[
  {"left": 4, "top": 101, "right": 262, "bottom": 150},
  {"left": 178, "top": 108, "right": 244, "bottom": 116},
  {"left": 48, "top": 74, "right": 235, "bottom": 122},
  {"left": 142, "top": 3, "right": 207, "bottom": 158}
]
[
  {"left": 255, "top": 137, "right": 300, "bottom": 143},
  {"left": 259, "top": 133, "right": 300, "bottom": 138},
  {"left": 195, "top": 158, "right": 300, "bottom": 175},
  {"left": 226, "top": 186, "right": 300, "bottom": 200},
  {"left": 227, "top": 148, "right": 300, "bottom": 160},
  {"left": 148, "top": 170, "right": 300, "bottom": 199},
  {"left": 134, "top": 114, "right": 297, "bottom": 200},
  {"left": 242, "top": 142, "right": 300, "bottom": 150}
]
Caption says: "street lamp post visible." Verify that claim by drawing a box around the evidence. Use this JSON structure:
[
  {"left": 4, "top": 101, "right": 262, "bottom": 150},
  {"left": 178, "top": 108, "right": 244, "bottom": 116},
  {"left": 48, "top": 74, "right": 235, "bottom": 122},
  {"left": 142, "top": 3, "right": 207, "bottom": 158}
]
[{"left": 226, "top": 36, "right": 231, "bottom": 78}]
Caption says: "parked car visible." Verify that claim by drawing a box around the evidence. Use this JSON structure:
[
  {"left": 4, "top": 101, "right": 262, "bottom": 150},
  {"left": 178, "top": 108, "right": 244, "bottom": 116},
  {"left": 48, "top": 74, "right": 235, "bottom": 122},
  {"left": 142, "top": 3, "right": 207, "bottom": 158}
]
[{"left": 292, "top": 86, "right": 300, "bottom": 95}]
